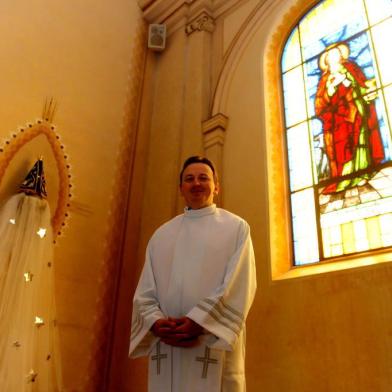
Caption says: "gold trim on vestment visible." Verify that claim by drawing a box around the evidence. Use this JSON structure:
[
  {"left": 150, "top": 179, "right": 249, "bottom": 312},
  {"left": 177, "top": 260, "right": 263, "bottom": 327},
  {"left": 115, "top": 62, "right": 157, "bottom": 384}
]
[
  {"left": 131, "top": 300, "right": 160, "bottom": 338},
  {"left": 196, "top": 303, "right": 240, "bottom": 336},
  {"left": 203, "top": 298, "right": 244, "bottom": 325}
]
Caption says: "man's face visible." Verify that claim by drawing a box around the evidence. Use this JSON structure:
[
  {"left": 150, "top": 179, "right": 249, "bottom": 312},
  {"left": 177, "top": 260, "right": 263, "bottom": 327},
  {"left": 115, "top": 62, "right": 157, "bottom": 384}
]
[{"left": 180, "top": 163, "right": 219, "bottom": 209}]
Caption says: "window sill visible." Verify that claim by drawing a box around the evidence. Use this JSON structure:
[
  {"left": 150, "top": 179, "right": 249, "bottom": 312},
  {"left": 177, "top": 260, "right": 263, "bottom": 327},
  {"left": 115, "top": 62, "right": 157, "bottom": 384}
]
[{"left": 272, "top": 249, "right": 392, "bottom": 280}]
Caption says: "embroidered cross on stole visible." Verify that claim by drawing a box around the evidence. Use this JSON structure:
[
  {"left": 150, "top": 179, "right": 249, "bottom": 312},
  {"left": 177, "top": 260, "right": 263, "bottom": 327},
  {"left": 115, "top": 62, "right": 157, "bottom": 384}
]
[
  {"left": 151, "top": 342, "right": 167, "bottom": 375},
  {"left": 195, "top": 346, "right": 218, "bottom": 379}
]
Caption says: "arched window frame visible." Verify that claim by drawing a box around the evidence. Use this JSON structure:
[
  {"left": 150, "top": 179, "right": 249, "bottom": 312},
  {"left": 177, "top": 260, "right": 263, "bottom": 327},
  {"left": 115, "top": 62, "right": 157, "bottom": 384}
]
[{"left": 264, "top": 0, "right": 392, "bottom": 280}]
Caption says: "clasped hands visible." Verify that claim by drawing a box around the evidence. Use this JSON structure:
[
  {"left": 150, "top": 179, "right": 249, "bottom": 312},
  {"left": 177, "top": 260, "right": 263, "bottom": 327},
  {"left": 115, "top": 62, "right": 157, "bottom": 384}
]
[{"left": 151, "top": 317, "right": 203, "bottom": 347}]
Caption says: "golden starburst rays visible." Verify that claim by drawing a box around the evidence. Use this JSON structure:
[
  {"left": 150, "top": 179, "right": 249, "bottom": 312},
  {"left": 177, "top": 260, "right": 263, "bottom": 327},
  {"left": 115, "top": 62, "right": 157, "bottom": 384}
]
[{"left": 42, "top": 97, "right": 57, "bottom": 123}]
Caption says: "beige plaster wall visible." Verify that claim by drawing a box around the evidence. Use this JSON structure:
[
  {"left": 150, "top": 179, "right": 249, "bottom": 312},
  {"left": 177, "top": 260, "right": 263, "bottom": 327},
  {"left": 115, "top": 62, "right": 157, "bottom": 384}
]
[
  {"left": 120, "top": 0, "right": 392, "bottom": 391},
  {"left": 107, "top": 27, "right": 189, "bottom": 392},
  {"left": 218, "top": 1, "right": 392, "bottom": 391},
  {"left": 0, "top": 0, "right": 146, "bottom": 390}
]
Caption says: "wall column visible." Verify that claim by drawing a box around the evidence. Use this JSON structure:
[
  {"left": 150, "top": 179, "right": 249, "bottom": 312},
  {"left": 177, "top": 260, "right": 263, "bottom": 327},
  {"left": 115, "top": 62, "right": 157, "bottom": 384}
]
[{"left": 202, "top": 112, "right": 228, "bottom": 206}]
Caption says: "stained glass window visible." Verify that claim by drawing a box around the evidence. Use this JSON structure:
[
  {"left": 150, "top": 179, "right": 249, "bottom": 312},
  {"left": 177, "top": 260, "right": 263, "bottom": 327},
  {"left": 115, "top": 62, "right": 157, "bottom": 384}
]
[{"left": 281, "top": 0, "right": 392, "bottom": 265}]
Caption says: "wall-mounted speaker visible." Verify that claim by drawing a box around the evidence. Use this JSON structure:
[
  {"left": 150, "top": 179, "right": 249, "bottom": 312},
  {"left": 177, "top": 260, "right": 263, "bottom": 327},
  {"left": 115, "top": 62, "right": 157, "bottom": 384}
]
[{"left": 148, "top": 24, "right": 166, "bottom": 51}]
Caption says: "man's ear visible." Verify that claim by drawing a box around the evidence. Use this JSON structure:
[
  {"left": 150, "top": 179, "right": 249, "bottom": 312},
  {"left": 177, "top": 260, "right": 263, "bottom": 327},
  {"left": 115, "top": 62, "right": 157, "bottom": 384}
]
[{"left": 214, "top": 182, "right": 220, "bottom": 195}]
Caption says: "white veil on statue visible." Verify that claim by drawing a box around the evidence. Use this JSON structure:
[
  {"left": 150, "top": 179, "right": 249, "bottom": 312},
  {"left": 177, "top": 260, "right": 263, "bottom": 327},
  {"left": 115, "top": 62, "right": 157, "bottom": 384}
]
[{"left": 0, "top": 159, "right": 61, "bottom": 391}]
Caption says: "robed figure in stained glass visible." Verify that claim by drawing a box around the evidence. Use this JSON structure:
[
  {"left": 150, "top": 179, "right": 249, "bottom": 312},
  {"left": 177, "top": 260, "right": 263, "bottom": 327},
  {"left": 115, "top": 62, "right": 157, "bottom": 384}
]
[{"left": 315, "top": 42, "right": 385, "bottom": 194}]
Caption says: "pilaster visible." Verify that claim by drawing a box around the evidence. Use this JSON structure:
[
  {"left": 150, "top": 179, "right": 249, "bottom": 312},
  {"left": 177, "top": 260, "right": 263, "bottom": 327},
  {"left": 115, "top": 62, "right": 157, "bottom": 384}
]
[{"left": 202, "top": 113, "right": 228, "bottom": 206}]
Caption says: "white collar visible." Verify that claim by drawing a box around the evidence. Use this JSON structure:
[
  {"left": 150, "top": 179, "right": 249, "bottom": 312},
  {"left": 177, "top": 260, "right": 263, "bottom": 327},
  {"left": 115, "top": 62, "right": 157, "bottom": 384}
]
[{"left": 184, "top": 204, "right": 216, "bottom": 218}]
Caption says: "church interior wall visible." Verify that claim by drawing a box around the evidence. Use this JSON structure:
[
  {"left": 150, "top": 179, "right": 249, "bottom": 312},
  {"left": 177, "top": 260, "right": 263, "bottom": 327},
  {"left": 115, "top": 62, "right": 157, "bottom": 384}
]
[
  {"left": 1, "top": 0, "right": 391, "bottom": 390},
  {"left": 114, "top": 0, "right": 392, "bottom": 391},
  {"left": 221, "top": 1, "right": 392, "bottom": 391},
  {"left": 0, "top": 0, "right": 147, "bottom": 390}
]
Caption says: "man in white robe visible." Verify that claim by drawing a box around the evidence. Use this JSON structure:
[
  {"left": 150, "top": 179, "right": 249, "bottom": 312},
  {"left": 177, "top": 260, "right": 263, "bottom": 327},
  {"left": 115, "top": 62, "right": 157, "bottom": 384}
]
[{"left": 129, "top": 156, "right": 256, "bottom": 391}]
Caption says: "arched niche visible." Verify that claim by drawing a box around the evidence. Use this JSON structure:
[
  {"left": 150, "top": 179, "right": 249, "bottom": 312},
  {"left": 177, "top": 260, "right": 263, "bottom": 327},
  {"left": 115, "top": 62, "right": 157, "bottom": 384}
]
[{"left": 0, "top": 120, "right": 72, "bottom": 237}]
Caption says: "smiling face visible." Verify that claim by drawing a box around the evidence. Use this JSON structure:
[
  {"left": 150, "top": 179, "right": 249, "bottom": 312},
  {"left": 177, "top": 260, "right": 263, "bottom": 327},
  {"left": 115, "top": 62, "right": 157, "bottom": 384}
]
[{"left": 180, "top": 162, "right": 219, "bottom": 209}]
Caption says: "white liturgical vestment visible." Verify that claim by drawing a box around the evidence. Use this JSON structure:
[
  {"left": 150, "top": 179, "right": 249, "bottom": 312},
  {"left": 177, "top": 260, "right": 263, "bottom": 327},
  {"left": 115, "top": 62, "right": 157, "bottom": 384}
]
[{"left": 129, "top": 204, "right": 256, "bottom": 392}]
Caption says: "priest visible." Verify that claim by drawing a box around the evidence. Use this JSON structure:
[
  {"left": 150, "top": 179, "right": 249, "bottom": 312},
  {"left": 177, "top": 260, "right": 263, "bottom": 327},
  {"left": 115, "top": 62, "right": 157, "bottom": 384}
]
[{"left": 129, "top": 156, "right": 256, "bottom": 391}]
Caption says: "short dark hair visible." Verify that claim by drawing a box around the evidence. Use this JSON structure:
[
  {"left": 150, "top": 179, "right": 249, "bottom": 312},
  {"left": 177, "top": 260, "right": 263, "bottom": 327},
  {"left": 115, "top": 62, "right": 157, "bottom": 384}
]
[{"left": 179, "top": 156, "right": 217, "bottom": 184}]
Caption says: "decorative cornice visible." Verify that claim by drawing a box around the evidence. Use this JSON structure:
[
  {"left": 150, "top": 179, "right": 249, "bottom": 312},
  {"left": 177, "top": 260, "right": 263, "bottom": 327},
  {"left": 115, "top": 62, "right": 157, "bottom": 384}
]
[
  {"left": 138, "top": 0, "right": 242, "bottom": 35},
  {"left": 202, "top": 113, "right": 228, "bottom": 149},
  {"left": 185, "top": 11, "right": 215, "bottom": 35},
  {"left": 202, "top": 113, "right": 228, "bottom": 207},
  {"left": 139, "top": 0, "right": 197, "bottom": 24},
  {"left": 202, "top": 112, "right": 228, "bottom": 133},
  {"left": 137, "top": 0, "right": 156, "bottom": 12}
]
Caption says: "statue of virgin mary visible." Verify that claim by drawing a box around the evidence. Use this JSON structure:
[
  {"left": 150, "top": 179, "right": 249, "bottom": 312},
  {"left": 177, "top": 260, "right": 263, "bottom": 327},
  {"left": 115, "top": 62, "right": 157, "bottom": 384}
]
[{"left": 0, "top": 159, "right": 61, "bottom": 391}]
